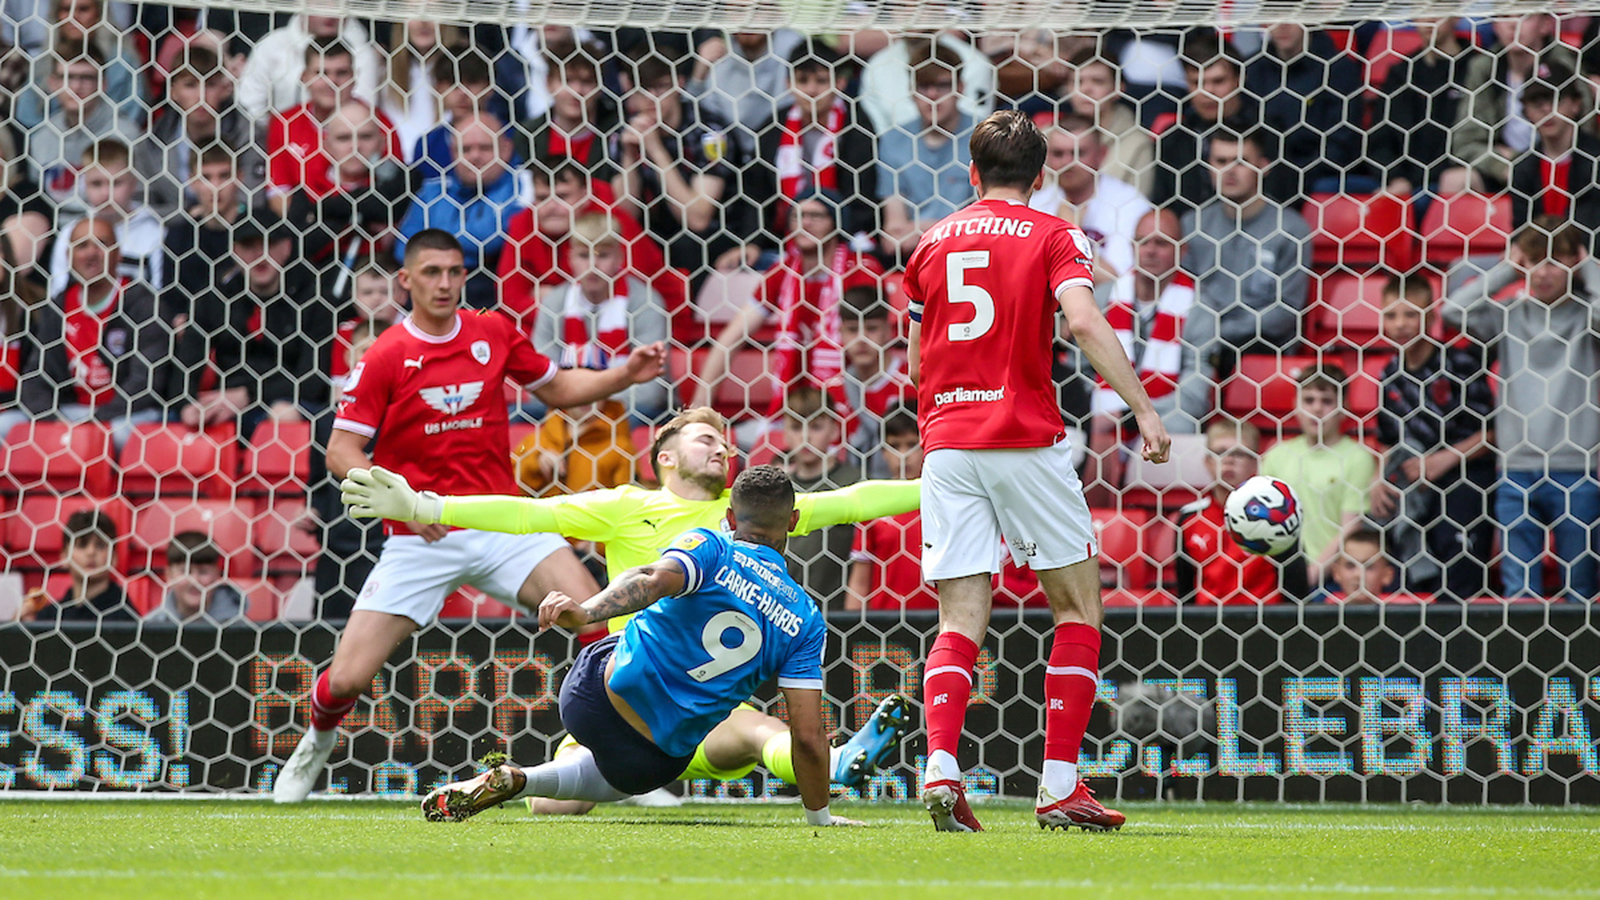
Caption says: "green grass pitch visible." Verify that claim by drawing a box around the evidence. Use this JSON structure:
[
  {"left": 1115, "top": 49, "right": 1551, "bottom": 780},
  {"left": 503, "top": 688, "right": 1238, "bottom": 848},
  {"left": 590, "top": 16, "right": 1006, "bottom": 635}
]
[{"left": 2, "top": 799, "right": 1596, "bottom": 899}]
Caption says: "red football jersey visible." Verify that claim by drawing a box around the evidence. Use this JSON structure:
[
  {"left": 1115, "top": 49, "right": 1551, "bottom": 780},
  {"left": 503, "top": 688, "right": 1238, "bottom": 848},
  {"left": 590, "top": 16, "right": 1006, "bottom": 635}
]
[
  {"left": 1179, "top": 496, "right": 1281, "bottom": 605},
  {"left": 267, "top": 103, "right": 403, "bottom": 201},
  {"left": 333, "top": 310, "right": 557, "bottom": 532},
  {"left": 903, "top": 198, "right": 1094, "bottom": 451}
]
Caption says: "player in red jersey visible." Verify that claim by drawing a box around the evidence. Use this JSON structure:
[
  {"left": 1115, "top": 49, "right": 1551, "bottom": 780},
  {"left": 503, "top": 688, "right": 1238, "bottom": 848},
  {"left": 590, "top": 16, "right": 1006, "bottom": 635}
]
[
  {"left": 273, "top": 229, "right": 665, "bottom": 802},
  {"left": 904, "top": 111, "right": 1171, "bottom": 833}
]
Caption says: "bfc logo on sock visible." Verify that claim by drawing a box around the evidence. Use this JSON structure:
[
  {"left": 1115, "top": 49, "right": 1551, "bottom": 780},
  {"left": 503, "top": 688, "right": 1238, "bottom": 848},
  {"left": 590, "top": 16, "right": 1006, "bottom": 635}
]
[
  {"left": 932, "top": 693, "right": 949, "bottom": 706},
  {"left": 1049, "top": 699, "right": 1065, "bottom": 710}
]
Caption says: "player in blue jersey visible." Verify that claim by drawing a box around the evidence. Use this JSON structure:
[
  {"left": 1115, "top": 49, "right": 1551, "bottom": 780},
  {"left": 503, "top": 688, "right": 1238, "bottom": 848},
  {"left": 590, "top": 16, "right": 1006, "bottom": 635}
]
[{"left": 420, "top": 465, "right": 863, "bottom": 826}]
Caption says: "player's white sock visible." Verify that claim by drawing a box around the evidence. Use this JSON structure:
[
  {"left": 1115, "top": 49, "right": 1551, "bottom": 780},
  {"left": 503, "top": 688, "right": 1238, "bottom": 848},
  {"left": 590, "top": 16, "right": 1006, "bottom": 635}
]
[
  {"left": 924, "top": 749, "right": 961, "bottom": 785},
  {"left": 516, "top": 747, "right": 629, "bottom": 803},
  {"left": 1040, "top": 760, "right": 1079, "bottom": 800}
]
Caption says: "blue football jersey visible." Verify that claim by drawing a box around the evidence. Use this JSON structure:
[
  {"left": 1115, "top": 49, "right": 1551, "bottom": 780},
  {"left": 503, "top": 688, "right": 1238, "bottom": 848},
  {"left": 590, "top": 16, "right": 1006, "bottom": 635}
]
[{"left": 608, "top": 527, "right": 828, "bottom": 757}]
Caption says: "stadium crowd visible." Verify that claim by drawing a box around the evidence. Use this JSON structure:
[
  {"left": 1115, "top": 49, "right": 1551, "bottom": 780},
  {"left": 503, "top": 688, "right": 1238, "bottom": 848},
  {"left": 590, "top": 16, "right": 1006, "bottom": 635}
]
[{"left": 1, "top": 10, "right": 1599, "bottom": 620}]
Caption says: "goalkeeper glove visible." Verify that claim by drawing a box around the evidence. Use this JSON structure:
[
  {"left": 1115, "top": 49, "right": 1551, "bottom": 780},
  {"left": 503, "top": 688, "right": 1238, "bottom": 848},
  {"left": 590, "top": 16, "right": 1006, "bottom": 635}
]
[{"left": 341, "top": 466, "right": 445, "bottom": 524}]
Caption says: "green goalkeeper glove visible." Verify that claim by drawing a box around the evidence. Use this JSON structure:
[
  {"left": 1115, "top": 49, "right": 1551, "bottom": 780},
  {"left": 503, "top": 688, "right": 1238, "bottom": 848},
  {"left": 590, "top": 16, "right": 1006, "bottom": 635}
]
[{"left": 341, "top": 466, "right": 445, "bottom": 524}]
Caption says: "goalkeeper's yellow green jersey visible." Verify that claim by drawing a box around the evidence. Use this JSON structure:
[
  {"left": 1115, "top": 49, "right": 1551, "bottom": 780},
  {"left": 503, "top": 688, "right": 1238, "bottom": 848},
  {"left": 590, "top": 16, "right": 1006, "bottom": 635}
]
[{"left": 436, "top": 479, "right": 921, "bottom": 629}]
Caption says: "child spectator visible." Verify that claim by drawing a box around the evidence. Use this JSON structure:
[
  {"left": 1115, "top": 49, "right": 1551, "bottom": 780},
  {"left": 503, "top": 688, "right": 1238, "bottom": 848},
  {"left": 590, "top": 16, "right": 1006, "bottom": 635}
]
[
  {"left": 522, "top": 42, "right": 621, "bottom": 181},
  {"left": 1176, "top": 418, "right": 1297, "bottom": 604},
  {"left": 332, "top": 318, "right": 391, "bottom": 405},
  {"left": 1444, "top": 217, "right": 1600, "bottom": 602},
  {"left": 781, "top": 384, "right": 860, "bottom": 607},
  {"left": 20, "top": 509, "right": 132, "bottom": 622},
  {"left": 1371, "top": 275, "right": 1496, "bottom": 601},
  {"left": 1261, "top": 363, "right": 1377, "bottom": 584},
  {"left": 513, "top": 399, "right": 637, "bottom": 496},
  {"left": 48, "top": 139, "right": 164, "bottom": 297},
  {"left": 331, "top": 256, "right": 405, "bottom": 381},
  {"left": 1313, "top": 527, "right": 1398, "bottom": 604},
  {"left": 26, "top": 43, "right": 148, "bottom": 207},
  {"left": 845, "top": 406, "right": 936, "bottom": 610},
  {"left": 19, "top": 217, "right": 167, "bottom": 448},
  {"left": 530, "top": 212, "right": 670, "bottom": 424},
  {"left": 145, "top": 532, "right": 248, "bottom": 625},
  {"left": 828, "top": 285, "right": 913, "bottom": 467}
]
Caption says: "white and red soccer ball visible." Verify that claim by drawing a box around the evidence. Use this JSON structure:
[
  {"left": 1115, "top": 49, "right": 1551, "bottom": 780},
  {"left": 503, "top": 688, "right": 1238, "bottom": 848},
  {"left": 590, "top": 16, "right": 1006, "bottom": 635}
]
[{"left": 1224, "top": 476, "right": 1303, "bottom": 556}]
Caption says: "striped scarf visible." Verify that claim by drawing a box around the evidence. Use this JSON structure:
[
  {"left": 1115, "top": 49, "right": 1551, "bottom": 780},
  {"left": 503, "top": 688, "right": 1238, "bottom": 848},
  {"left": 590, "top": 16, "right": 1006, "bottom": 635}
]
[
  {"left": 1093, "top": 272, "right": 1195, "bottom": 415},
  {"left": 775, "top": 99, "right": 843, "bottom": 204},
  {"left": 559, "top": 280, "right": 634, "bottom": 370}
]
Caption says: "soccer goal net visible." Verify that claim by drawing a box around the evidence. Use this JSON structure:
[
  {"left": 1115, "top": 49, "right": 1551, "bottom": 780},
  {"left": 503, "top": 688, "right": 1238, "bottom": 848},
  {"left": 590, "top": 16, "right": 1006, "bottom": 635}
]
[{"left": 0, "top": 5, "right": 1596, "bottom": 803}]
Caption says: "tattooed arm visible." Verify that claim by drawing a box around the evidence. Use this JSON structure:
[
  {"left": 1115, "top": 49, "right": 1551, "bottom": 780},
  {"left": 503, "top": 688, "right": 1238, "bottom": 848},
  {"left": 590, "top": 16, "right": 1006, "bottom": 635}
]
[{"left": 536, "top": 560, "right": 689, "bottom": 632}]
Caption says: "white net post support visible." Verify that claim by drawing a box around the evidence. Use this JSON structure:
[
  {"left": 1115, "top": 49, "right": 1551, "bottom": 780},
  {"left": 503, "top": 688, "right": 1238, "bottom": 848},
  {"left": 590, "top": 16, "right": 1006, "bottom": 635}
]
[{"left": 0, "top": 5, "right": 1596, "bottom": 802}]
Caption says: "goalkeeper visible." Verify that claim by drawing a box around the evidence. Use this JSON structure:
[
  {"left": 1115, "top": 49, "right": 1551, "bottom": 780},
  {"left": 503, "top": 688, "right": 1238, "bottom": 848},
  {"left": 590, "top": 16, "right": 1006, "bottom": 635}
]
[{"left": 342, "top": 406, "right": 916, "bottom": 811}]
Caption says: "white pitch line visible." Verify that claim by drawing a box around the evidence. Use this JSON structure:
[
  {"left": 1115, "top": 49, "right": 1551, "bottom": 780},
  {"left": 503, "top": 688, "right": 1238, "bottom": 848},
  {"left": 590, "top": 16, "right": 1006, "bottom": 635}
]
[{"left": 0, "top": 867, "right": 1592, "bottom": 898}]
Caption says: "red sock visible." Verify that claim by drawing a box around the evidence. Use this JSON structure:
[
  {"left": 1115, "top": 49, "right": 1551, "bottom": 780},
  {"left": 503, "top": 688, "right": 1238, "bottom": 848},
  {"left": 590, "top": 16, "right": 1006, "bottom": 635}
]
[
  {"left": 1044, "top": 623, "right": 1102, "bottom": 763},
  {"left": 922, "top": 631, "right": 981, "bottom": 762},
  {"left": 310, "top": 671, "right": 358, "bottom": 732}
]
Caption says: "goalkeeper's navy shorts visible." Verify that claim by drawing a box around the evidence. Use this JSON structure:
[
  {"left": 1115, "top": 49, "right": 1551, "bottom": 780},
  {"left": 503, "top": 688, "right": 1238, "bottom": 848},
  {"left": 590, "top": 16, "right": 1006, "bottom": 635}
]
[{"left": 560, "top": 634, "right": 696, "bottom": 795}]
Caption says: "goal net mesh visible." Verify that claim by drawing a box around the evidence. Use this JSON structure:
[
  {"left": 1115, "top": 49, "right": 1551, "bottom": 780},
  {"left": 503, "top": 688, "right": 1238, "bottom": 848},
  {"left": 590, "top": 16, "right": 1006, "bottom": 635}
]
[{"left": 0, "top": 8, "right": 1597, "bottom": 802}]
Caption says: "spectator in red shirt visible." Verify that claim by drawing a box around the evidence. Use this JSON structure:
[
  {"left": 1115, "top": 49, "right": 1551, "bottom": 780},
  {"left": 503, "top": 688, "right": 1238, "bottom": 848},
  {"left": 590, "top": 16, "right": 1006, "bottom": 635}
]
[
  {"left": 1508, "top": 68, "right": 1600, "bottom": 249},
  {"left": 497, "top": 163, "right": 671, "bottom": 328},
  {"left": 266, "top": 38, "right": 401, "bottom": 218},
  {"left": 846, "top": 406, "right": 936, "bottom": 610},
  {"left": 828, "top": 285, "right": 913, "bottom": 467},
  {"left": 692, "top": 188, "right": 883, "bottom": 416},
  {"left": 17, "top": 217, "right": 167, "bottom": 449},
  {"left": 1174, "top": 417, "right": 1295, "bottom": 604}
]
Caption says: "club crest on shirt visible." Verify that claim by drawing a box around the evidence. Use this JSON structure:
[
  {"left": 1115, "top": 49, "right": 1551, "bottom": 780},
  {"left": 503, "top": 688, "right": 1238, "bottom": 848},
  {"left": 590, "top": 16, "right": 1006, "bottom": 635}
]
[
  {"left": 419, "top": 381, "right": 485, "bottom": 416},
  {"left": 104, "top": 328, "right": 128, "bottom": 357},
  {"left": 471, "top": 340, "right": 492, "bottom": 365},
  {"left": 702, "top": 132, "right": 726, "bottom": 163}
]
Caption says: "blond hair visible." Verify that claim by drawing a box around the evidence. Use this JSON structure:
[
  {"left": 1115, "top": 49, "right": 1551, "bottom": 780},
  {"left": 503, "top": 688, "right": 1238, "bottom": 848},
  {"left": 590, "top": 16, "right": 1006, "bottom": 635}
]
[
  {"left": 649, "top": 407, "right": 727, "bottom": 471},
  {"left": 1205, "top": 416, "right": 1260, "bottom": 452},
  {"left": 570, "top": 212, "right": 622, "bottom": 251}
]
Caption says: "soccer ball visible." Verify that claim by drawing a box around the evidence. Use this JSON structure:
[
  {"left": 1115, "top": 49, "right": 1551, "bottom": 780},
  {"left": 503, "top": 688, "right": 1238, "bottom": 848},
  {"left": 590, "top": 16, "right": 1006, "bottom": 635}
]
[{"left": 1223, "top": 476, "right": 1302, "bottom": 556}]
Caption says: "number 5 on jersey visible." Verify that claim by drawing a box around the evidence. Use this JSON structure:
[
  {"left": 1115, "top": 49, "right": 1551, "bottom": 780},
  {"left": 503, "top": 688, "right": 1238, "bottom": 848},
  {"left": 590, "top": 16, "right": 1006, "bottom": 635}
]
[
  {"left": 688, "top": 610, "right": 763, "bottom": 681},
  {"left": 946, "top": 250, "right": 995, "bottom": 342}
]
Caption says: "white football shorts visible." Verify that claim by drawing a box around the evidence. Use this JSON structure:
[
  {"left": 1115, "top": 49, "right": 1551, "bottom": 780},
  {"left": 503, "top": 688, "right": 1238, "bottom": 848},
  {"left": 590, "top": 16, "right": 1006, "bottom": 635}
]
[
  {"left": 920, "top": 439, "right": 1098, "bottom": 580},
  {"left": 352, "top": 529, "right": 569, "bottom": 624}
]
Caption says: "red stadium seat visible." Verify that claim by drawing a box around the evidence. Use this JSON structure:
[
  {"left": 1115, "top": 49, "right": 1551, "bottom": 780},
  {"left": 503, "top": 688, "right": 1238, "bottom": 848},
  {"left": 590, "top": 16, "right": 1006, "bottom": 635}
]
[
  {"left": 1309, "top": 273, "right": 1388, "bottom": 348},
  {"left": 2, "top": 495, "right": 131, "bottom": 574},
  {"left": 1221, "top": 354, "right": 1323, "bottom": 429},
  {"left": 1340, "top": 350, "right": 1394, "bottom": 426},
  {"left": 1090, "top": 508, "right": 1157, "bottom": 591},
  {"left": 243, "top": 579, "right": 284, "bottom": 622},
  {"left": 124, "top": 574, "right": 163, "bottom": 615},
  {"left": 0, "top": 421, "right": 116, "bottom": 497},
  {"left": 675, "top": 346, "right": 777, "bottom": 419},
  {"left": 252, "top": 500, "right": 321, "bottom": 578},
  {"left": 1303, "top": 192, "right": 1418, "bottom": 273},
  {"left": 1363, "top": 26, "right": 1426, "bottom": 95},
  {"left": 1420, "top": 193, "right": 1514, "bottom": 266},
  {"left": 240, "top": 421, "right": 313, "bottom": 497},
  {"left": 1121, "top": 433, "right": 1212, "bottom": 511},
  {"left": 129, "top": 498, "right": 254, "bottom": 578},
  {"left": 120, "top": 423, "right": 239, "bottom": 499}
]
